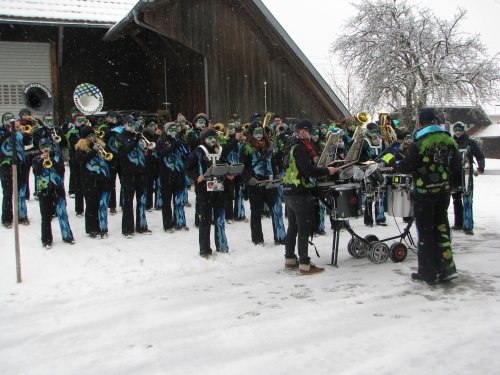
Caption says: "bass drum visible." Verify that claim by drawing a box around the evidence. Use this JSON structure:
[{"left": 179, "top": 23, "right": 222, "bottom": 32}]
[
  {"left": 331, "top": 183, "right": 362, "bottom": 219},
  {"left": 73, "top": 83, "right": 104, "bottom": 115}
]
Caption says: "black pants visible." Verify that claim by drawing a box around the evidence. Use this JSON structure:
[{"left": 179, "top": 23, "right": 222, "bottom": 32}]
[
  {"left": 160, "top": 176, "right": 175, "bottom": 230},
  {"left": 0, "top": 164, "right": 27, "bottom": 224},
  {"left": 285, "top": 194, "right": 315, "bottom": 264},
  {"left": 74, "top": 165, "right": 84, "bottom": 215},
  {"left": 83, "top": 188, "right": 103, "bottom": 234},
  {"left": 121, "top": 172, "right": 148, "bottom": 234},
  {"left": 414, "top": 192, "right": 456, "bottom": 279},
  {"left": 145, "top": 162, "right": 159, "bottom": 210},
  {"left": 224, "top": 179, "right": 236, "bottom": 221},
  {"left": 24, "top": 152, "right": 37, "bottom": 199},
  {"left": 108, "top": 163, "right": 118, "bottom": 210},
  {"left": 247, "top": 185, "right": 282, "bottom": 243},
  {"left": 197, "top": 191, "right": 227, "bottom": 255},
  {"left": 38, "top": 187, "right": 73, "bottom": 244}
]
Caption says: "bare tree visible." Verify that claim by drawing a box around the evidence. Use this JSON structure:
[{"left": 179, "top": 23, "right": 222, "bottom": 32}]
[{"left": 330, "top": 0, "right": 500, "bottom": 128}]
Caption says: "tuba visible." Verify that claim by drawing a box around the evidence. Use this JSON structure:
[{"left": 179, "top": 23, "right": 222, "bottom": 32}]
[
  {"left": 343, "top": 111, "right": 371, "bottom": 163},
  {"left": 379, "top": 112, "right": 397, "bottom": 148},
  {"left": 73, "top": 83, "right": 104, "bottom": 115},
  {"left": 22, "top": 83, "right": 54, "bottom": 115},
  {"left": 214, "top": 123, "right": 228, "bottom": 139}
]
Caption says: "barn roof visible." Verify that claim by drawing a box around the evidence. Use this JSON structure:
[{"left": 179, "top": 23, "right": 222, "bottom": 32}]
[
  {"left": 468, "top": 124, "right": 500, "bottom": 138},
  {"left": 0, "top": 0, "right": 138, "bottom": 26},
  {"left": 435, "top": 106, "right": 492, "bottom": 126}
]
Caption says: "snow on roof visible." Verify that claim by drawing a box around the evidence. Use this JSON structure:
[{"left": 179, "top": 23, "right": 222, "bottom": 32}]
[
  {"left": 0, "top": 0, "right": 139, "bottom": 25},
  {"left": 470, "top": 124, "right": 500, "bottom": 138}
]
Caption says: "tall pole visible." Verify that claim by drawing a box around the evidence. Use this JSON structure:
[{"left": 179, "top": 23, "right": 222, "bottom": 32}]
[
  {"left": 10, "top": 120, "right": 22, "bottom": 283},
  {"left": 264, "top": 81, "right": 267, "bottom": 112}
]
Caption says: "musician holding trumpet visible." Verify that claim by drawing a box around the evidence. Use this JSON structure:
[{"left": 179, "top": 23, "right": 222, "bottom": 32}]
[
  {"left": 0, "top": 112, "right": 32, "bottom": 228},
  {"left": 115, "top": 115, "right": 152, "bottom": 238},
  {"left": 75, "top": 126, "right": 111, "bottom": 239},
  {"left": 32, "top": 138, "right": 75, "bottom": 248}
]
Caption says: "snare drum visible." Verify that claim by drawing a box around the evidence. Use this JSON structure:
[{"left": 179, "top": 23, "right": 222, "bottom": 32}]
[
  {"left": 331, "top": 183, "right": 362, "bottom": 219},
  {"left": 387, "top": 187, "right": 413, "bottom": 217},
  {"left": 363, "top": 164, "right": 386, "bottom": 187},
  {"left": 391, "top": 174, "right": 412, "bottom": 189},
  {"left": 339, "top": 165, "right": 363, "bottom": 182}
]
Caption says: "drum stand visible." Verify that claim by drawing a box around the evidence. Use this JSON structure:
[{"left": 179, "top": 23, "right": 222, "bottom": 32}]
[{"left": 329, "top": 218, "right": 370, "bottom": 267}]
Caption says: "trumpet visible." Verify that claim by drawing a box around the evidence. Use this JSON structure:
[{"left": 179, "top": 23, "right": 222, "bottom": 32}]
[
  {"left": 276, "top": 123, "right": 287, "bottom": 134},
  {"left": 49, "top": 128, "right": 61, "bottom": 143},
  {"left": 139, "top": 134, "right": 156, "bottom": 150},
  {"left": 214, "top": 123, "right": 228, "bottom": 139},
  {"left": 22, "top": 124, "right": 32, "bottom": 134},
  {"left": 97, "top": 145, "right": 113, "bottom": 161},
  {"left": 42, "top": 155, "right": 52, "bottom": 169}
]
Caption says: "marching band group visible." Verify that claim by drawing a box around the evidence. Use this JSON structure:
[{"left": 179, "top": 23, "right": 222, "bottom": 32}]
[{"left": 0, "top": 104, "right": 485, "bottom": 280}]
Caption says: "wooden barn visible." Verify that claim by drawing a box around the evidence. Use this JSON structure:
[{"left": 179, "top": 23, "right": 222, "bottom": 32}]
[{"left": 0, "top": 0, "right": 348, "bottom": 124}]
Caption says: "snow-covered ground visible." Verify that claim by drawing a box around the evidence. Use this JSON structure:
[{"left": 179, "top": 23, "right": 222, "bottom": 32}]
[{"left": 1, "top": 159, "right": 499, "bottom": 375}]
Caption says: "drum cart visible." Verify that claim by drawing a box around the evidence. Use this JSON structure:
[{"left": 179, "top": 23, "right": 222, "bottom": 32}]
[{"left": 317, "top": 166, "right": 417, "bottom": 266}]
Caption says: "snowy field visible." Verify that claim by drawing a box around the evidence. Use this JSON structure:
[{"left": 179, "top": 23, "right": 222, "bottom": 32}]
[{"left": 1, "top": 159, "right": 499, "bottom": 375}]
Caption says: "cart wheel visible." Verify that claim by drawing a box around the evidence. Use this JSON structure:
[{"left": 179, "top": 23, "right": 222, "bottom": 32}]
[
  {"left": 368, "top": 242, "right": 390, "bottom": 264},
  {"left": 364, "top": 234, "right": 379, "bottom": 243},
  {"left": 347, "top": 238, "right": 355, "bottom": 257},
  {"left": 351, "top": 239, "right": 367, "bottom": 258},
  {"left": 389, "top": 242, "right": 408, "bottom": 263}
]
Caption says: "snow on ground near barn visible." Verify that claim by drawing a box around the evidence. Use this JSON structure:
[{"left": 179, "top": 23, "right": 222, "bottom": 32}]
[{"left": 1, "top": 160, "right": 499, "bottom": 375}]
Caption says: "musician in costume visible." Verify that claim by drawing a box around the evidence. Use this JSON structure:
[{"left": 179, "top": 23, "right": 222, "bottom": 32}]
[
  {"left": 0, "top": 112, "right": 32, "bottom": 228},
  {"left": 221, "top": 120, "right": 246, "bottom": 223},
  {"left": 156, "top": 122, "right": 190, "bottom": 233},
  {"left": 384, "top": 108, "right": 460, "bottom": 283},
  {"left": 115, "top": 115, "right": 151, "bottom": 238},
  {"left": 32, "top": 138, "right": 75, "bottom": 248},
  {"left": 66, "top": 113, "right": 86, "bottom": 216},
  {"left": 186, "top": 114, "right": 208, "bottom": 228},
  {"left": 451, "top": 122, "right": 485, "bottom": 235},
  {"left": 282, "top": 119, "right": 338, "bottom": 274},
  {"left": 240, "top": 122, "right": 286, "bottom": 246},
  {"left": 361, "top": 122, "right": 387, "bottom": 226},
  {"left": 75, "top": 126, "right": 111, "bottom": 239},
  {"left": 341, "top": 116, "right": 357, "bottom": 152},
  {"left": 143, "top": 119, "right": 161, "bottom": 211},
  {"left": 18, "top": 108, "right": 39, "bottom": 200},
  {"left": 97, "top": 110, "right": 121, "bottom": 215},
  {"left": 186, "top": 128, "right": 232, "bottom": 257}
]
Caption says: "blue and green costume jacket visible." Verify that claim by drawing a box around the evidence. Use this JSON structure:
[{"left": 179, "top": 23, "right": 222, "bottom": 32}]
[
  {"left": 115, "top": 130, "right": 146, "bottom": 175},
  {"left": 75, "top": 138, "right": 111, "bottom": 192},
  {"left": 0, "top": 128, "right": 32, "bottom": 166},
  {"left": 32, "top": 151, "right": 65, "bottom": 193},
  {"left": 240, "top": 141, "right": 278, "bottom": 184},
  {"left": 389, "top": 125, "right": 461, "bottom": 194},
  {"left": 282, "top": 134, "right": 330, "bottom": 196}
]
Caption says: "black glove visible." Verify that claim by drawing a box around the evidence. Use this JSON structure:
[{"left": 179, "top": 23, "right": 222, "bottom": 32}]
[{"left": 247, "top": 177, "right": 258, "bottom": 186}]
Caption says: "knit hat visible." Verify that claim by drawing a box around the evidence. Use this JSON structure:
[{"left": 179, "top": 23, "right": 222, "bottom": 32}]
[
  {"left": 38, "top": 137, "right": 52, "bottom": 148},
  {"left": 453, "top": 122, "right": 465, "bottom": 132},
  {"left": 80, "top": 126, "right": 96, "bottom": 139},
  {"left": 418, "top": 108, "right": 440, "bottom": 125},
  {"left": 122, "top": 115, "right": 135, "bottom": 125},
  {"left": 294, "top": 118, "right": 313, "bottom": 131},
  {"left": 177, "top": 113, "right": 187, "bottom": 123},
  {"left": 249, "top": 113, "right": 262, "bottom": 122},
  {"left": 366, "top": 122, "right": 378, "bottom": 131},
  {"left": 164, "top": 122, "right": 177, "bottom": 132},
  {"left": 19, "top": 108, "right": 31, "bottom": 118},
  {"left": 200, "top": 128, "right": 217, "bottom": 140}
]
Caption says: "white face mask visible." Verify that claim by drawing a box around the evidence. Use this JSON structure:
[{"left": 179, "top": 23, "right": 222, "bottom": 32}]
[
  {"left": 320, "top": 128, "right": 328, "bottom": 135},
  {"left": 253, "top": 132, "right": 263, "bottom": 141},
  {"left": 195, "top": 121, "right": 206, "bottom": 130},
  {"left": 125, "top": 124, "right": 136, "bottom": 132},
  {"left": 311, "top": 135, "right": 319, "bottom": 142},
  {"left": 41, "top": 147, "right": 51, "bottom": 154},
  {"left": 167, "top": 128, "right": 177, "bottom": 137},
  {"left": 205, "top": 137, "right": 216, "bottom": 147}
]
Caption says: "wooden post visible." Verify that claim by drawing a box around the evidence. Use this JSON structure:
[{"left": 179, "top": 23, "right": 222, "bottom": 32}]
[{"left": 11, "top": 121, "right": 22, "bottom": 283}]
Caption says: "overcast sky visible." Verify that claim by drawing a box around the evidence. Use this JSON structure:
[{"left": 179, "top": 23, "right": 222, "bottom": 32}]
[{"left": 261, "top": 0, "right": 500, "bottom": 110}]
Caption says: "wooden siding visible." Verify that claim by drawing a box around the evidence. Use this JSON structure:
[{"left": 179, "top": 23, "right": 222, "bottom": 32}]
[{"left": 142, "top": 0, "right": 339, "bottom": 123}]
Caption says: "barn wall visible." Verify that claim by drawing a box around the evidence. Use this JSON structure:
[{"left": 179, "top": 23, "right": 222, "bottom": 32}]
[{"left": 143, "top": 0, "right": 330, "bottom": 123}]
